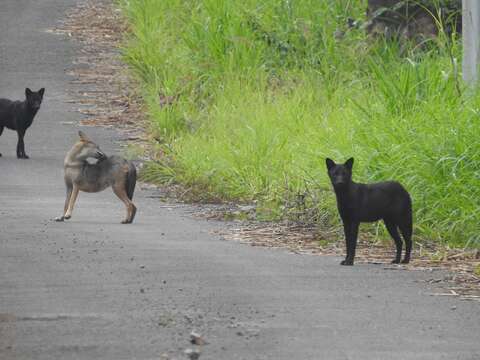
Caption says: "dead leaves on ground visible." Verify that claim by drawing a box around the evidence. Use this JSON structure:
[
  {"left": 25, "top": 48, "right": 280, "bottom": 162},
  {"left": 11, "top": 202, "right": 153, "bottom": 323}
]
[{"left": 51, "top": 0, "right": 145, "bottom": 141}]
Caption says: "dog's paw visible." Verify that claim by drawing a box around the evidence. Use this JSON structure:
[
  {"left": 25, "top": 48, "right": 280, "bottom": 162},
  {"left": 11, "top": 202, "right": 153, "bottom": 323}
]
[
  {"left": 401, "top": 258, "right": 410, "bottom": 264},
  {"left": 340, "top": 259, "right": 354, "bottom": 266},
  {"left": 391, "top": 259, "right": 401, "bottom": 264},
  {"left": 64, "top": 215, "right": 71, "bottom": 220},
  {"left": 54, "top": 216, "right": 64, "bottom": 222}
]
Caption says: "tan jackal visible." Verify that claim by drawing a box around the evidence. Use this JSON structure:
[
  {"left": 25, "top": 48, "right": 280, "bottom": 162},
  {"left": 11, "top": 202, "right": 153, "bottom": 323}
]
[{"left": 56, "top": 131, "right": 137, "bottom": 224}]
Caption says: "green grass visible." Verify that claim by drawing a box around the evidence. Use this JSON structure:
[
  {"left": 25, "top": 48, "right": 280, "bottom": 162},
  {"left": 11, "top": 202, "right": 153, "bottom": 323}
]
[{"left": 119, "top": 0, "right": 480, "bottom": 248}]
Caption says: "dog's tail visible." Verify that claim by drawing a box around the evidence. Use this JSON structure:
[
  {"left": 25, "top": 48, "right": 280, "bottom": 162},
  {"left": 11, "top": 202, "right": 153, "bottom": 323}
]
[{"left": 126, "top": 162, "right": 137, "bottom": 200}]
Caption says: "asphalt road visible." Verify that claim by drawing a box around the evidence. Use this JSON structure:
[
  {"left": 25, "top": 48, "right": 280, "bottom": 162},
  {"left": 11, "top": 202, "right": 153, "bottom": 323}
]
[{"left": 0, "top": 1, "right": 479, "bottom": 359}]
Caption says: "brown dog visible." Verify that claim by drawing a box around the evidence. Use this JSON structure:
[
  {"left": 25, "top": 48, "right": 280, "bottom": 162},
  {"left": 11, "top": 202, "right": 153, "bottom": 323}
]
[{"left": 55, "top": 131, "right": 137, "bottom": 224}]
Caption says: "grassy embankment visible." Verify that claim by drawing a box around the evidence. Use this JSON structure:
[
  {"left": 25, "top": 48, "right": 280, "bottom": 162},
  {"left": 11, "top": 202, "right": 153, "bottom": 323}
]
[{"left": 119, "top": 0, "right": 480, "bottom": 248}]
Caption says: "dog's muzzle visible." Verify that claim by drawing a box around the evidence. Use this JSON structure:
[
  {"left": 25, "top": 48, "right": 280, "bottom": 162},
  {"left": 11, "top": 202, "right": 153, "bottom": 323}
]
[
  {"left": 333, "top": 181, "right": 348, "bottom": 188},
  {"left": 95, "top": 151, "right": 107, "bottom": 160}
]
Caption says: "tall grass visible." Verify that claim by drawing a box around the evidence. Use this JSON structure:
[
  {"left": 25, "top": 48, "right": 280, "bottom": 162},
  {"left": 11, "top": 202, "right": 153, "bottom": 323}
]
[{"left": 120, "top": 0, "right": 480, "bottom": 247}]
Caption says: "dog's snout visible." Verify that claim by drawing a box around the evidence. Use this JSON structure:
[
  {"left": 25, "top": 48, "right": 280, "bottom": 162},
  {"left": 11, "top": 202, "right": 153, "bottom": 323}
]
[
  {"left": 95, "top": 150, "right": 106, "bottom": 159},
  {"left": 333, "top": 176, "right": 347, "bottom": 186}
]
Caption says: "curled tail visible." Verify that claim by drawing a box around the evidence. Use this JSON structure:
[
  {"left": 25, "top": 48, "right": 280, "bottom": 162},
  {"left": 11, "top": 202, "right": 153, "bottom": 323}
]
[{"left": 126, "top": 162, "right": 137, "bottom": 200}]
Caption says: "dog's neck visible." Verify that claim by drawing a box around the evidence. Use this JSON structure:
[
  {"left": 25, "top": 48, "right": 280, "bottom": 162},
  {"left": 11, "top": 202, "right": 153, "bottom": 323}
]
[
  {"left": 333, "top": 182, "right": 354, "bottom": 200},
  {"left": 26, "top": 103, "right": 39, "bottom": 116},
  {"left": 64, "top": 157, "right": 84, "bottom": 168},
  {"left": 19, "top": 101, "right": 39, "bottom": 117},
  {"left": 64, "top": 143, "right": 86, "bottom": 168}
]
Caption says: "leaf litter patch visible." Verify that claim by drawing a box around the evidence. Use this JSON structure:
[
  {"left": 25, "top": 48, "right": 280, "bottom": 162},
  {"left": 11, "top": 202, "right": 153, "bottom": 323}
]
[{"left": 51, "top": 0, "right": 147, "bottom": 147}]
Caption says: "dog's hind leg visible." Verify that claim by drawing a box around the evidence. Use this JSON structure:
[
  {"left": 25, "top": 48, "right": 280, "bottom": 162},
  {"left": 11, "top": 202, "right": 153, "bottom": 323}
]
[
  {"left": 112, "top": 183, "right": 136, "bottom": 224},
  {"left": 55, "top": 183, "right": 73, "bottom": 222},
  {"left": 64, "top": 184, "right": 79, "bottom": 220},
  {"left": 0, "top": 125, "right": 3, "bottom": 157},
  {"left": 126, "top": 163, "right": 136, "bottom": 200},
  {"left": 398, "top": 216, "right": 413, "bottom": 264},
  {"left": 384, "top": 220, "right": 403, "bottom": 264}
]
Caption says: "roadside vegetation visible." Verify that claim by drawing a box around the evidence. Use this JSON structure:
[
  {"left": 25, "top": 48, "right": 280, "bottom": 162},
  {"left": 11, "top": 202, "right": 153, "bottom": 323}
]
[{"left": 119, "top": 0, "right": 480, "bottom": 248}]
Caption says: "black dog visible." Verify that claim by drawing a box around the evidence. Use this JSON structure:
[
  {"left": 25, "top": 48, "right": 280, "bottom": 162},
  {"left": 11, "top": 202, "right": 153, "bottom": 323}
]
[
  {"left": 0, "top": 87, "right": 45, "bottom": 158},
  {"left": 326, "top": 158, "right": 412, "bottom": 265}
]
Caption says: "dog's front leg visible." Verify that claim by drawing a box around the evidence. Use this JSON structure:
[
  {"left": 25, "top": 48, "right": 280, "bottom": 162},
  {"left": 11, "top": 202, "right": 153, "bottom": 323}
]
[
  {"left": 55, "top": 184, "right": 73, "bottom": 222},
  {"left": 341, "top": 221, "right": 359, "bottom": 266},
  {"left": 16, "top": 129, "right": 28, "bottom": 159},
  {"left": 63, "top": 184, "right": 79, "bottom": 220}
]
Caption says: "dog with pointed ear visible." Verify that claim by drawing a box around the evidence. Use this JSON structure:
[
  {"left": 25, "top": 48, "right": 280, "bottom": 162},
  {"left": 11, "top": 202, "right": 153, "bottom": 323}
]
[
  {"left": 325, "top": 156, "right": 413, "bottom": 266},
  {"left": 56, "top": 131, "right": 137, "bottom": 224},
  {"left": 0, "top": 87, "right": 45, "bottom": 158},
  {"left": 326, "top": 157, "right": 354, "bottom": 189},
  {"left": 66, "top": 131, "right": 107, "bottom": 162}
]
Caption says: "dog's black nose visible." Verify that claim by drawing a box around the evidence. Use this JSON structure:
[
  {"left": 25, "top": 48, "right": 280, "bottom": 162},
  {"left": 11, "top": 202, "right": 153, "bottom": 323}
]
[{"left": 95, "top": 151, "right": 106, "bottom": 160}]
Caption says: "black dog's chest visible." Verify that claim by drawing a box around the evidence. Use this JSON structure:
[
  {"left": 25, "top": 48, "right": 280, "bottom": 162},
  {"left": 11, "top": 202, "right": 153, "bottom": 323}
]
[
  {"left": 337, "top": 203, "right": 382, "bottom": 223},
  {"left": 21, "top": 116, "right": 34, "bottom": 130}
]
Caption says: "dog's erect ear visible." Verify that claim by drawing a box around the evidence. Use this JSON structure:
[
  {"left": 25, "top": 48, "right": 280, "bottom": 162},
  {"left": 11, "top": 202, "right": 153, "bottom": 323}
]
[
  {"left": 344, "top": 157, "right": 354, "bottom": 170},
  {"left": 326, "top": 158, "right": 336, "bottom": 171},
  {"left": 78, "top": 131, "right": 91, "bottom": 142},
  {"left": 25, "top": 88, "right": 32, "bottom": 97},
  {"left": 38, "top": 88, "right": 45, "bottom": 97}
]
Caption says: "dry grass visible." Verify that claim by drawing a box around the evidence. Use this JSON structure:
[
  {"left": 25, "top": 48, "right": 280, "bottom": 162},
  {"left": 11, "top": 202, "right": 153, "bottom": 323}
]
[{"left": 52, "top": 0, "right": 145, "bottom": 140}]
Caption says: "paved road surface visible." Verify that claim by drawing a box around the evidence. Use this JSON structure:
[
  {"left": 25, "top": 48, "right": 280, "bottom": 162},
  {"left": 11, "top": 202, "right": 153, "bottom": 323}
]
[{"left": 0, "top": 1, "right": 479, "bottom": 359}]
